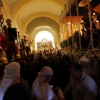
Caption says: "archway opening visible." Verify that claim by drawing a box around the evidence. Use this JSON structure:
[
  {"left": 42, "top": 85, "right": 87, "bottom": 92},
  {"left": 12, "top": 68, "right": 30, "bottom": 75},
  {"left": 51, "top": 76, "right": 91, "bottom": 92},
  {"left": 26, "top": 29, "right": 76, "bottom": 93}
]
[{"left": 35, "top": 31, "right": 55, "bottom": 51}]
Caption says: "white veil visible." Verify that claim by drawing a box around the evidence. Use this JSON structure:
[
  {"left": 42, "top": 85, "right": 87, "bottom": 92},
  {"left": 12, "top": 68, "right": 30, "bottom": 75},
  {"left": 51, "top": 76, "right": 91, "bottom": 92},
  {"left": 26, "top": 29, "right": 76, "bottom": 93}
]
[{"left": 31, "top": 66, "right": 53, "bottom": 98}]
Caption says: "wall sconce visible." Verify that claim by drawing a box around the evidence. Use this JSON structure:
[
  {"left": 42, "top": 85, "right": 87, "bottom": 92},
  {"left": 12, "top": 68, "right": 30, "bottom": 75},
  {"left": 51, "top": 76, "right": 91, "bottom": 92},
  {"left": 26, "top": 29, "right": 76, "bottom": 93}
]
[
  {"left": 92, "top": 12, "right": 97, "bottom": 22},
  {"left": 93, "top": 13, "right": 95, "bottom": 16},
  {"left": 80, "top": 20, "right": 85, "bottom": 24},
  {"left": 80, "top": 20, "right": 85, "bottom": 29}
]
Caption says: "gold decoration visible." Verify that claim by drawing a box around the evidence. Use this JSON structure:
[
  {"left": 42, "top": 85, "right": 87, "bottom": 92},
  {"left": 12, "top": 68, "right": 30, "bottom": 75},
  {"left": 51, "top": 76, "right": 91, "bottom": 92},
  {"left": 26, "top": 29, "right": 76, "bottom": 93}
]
[{"left": 0, "top": 50, "right": 8, "bottom": 64}]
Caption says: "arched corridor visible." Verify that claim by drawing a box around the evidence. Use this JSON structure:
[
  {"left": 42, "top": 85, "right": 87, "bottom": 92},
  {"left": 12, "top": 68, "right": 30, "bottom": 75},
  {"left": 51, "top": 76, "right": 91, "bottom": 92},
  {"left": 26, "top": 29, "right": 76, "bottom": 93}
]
[{"left": 0, "top": 1, "right": 100, "bottom": 100}]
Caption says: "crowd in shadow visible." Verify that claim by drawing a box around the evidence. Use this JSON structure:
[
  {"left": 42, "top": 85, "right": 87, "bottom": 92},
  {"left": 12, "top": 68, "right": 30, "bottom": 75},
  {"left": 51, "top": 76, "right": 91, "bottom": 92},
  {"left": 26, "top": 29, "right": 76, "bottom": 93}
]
[{"left": 0, "top": 49, "right": 100, "bottom": 100}]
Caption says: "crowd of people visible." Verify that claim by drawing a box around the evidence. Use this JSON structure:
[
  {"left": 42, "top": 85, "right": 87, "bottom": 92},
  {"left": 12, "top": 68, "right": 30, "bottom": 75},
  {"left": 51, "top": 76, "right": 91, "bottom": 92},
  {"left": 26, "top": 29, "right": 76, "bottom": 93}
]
[{"left": 0, "top": 50, "right": 100, "bottom": 100}]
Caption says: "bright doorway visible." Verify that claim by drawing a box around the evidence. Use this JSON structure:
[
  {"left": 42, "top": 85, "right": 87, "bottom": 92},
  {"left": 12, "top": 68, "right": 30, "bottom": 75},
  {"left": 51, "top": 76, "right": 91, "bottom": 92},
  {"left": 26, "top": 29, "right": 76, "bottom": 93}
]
[{"left": 35, "top": 31, "right": 55, "bottom": 51}]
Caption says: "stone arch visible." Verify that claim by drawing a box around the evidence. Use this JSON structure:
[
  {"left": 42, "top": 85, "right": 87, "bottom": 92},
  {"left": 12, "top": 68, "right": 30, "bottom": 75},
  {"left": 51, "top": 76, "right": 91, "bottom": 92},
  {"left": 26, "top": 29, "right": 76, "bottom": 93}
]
[
  {"left": 29, "top": 26, "right": 57, "bottom": 39},
  {"left": 22, "top": 12, "right": 59, "bottom": 32},
  {"left": 26, "top": 17, "right": 60, "bottom": 37},
  {"left": 25, "top": 17, "right": 60, "bottom": 45},
  {"left": 11, "top": 0, "right": 63, "bottom": 26}
]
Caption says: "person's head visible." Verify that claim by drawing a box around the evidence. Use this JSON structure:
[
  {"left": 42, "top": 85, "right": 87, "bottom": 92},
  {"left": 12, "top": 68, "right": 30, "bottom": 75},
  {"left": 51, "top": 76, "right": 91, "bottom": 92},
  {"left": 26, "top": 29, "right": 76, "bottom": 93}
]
[
  {"left": 4, "top": 62, "right": 20, "bottom": 79},
  {"left": 47, "top": 57, "right": 54, "bottom": 64},
  {"left": 19, "top": 60, "right": 27, "bottom": 71},
  {"left": 35, "top": 59, "right": 40, "bottom": 65},
  {"left": 79, "top": 56, "right": 90, "bottom": 69},
  {"left": 69, "top": 63, "right": 82, "bottom": 80},
  {"left": 38, "top": 66, "right": 53, "bottom": 83},
  {"left": 3, "top": 82, "right": 31, "bottom": 100}
]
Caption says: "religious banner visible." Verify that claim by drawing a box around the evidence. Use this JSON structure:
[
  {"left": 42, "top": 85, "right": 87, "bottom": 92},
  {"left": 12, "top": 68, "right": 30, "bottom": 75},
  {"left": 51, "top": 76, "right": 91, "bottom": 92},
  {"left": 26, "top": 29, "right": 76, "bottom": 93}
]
[{"left": 93, "top": 4, "right": 100, "bottom": 13}]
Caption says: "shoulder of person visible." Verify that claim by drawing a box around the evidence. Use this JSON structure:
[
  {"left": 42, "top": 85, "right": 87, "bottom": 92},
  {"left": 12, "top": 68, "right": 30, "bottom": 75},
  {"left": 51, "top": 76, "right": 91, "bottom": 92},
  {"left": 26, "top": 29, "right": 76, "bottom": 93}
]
[{"left": 3, "top": 79, "right": 31, "bottom": 100}]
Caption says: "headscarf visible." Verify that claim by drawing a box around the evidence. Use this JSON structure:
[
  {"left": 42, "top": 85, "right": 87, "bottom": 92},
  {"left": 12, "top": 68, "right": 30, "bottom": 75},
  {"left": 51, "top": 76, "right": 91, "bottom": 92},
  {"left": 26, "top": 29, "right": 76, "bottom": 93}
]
[
  {"left": 32, "top": 66, "right": 53, "bottom": 98},
  {"left": 79, "top": 56, "right": 90, "bottom": 64},
  {"left": 0, "top": 62, "right": 20, "bottom": 100}
]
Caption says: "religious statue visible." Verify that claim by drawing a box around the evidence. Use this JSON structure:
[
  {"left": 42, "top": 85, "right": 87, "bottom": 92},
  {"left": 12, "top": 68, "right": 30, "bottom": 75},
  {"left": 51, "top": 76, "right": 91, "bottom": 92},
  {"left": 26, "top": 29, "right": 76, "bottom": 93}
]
[{"left": 5, "top": 19, "right": 17, "bottom": 43}]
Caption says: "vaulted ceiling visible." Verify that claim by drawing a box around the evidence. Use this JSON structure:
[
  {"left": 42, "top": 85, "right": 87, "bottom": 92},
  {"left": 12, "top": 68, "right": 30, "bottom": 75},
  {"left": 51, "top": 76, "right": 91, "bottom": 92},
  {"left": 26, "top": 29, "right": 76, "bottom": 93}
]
[{"left": 2, "top": 0, "right": 70, "bottom": 40}]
